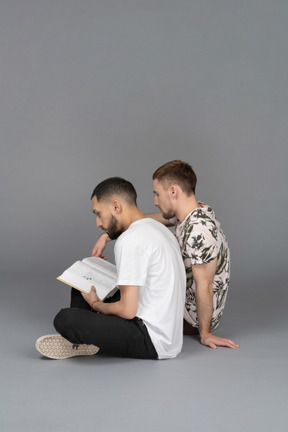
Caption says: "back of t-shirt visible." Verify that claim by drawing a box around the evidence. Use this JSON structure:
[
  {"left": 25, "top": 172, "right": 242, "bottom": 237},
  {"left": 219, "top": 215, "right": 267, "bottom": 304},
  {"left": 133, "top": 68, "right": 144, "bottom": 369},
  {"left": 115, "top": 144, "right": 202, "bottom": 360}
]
[{"left": 114, "top": 218, "right": 186, "bottom": 359}]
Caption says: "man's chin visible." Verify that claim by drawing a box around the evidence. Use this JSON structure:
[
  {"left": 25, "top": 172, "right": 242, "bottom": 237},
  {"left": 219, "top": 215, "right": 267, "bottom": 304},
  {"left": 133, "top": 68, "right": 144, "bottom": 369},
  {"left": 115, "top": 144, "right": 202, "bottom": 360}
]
[
  {"left": 107, "top": 230, "right": 123, "bottom": 240},
  {"left": 162, "top": 212, "right": 175, "bottom": 220}
]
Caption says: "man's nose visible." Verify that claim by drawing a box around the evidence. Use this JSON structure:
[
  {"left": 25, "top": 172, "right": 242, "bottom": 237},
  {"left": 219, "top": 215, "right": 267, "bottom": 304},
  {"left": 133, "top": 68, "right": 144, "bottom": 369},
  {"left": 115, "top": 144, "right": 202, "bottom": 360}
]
[
  {"left": 154, "top": 196, "right": 158, "bottom": 206},
  {"left": 96, "top": 217, "right": 102, "bottom": 228}
]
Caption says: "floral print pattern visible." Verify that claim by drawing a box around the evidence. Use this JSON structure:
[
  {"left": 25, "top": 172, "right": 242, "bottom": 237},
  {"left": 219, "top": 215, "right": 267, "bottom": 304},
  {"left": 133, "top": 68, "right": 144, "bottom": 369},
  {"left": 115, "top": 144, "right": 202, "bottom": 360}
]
[{"left": 174, "top": 203, "right": 230, "bottom": 331}]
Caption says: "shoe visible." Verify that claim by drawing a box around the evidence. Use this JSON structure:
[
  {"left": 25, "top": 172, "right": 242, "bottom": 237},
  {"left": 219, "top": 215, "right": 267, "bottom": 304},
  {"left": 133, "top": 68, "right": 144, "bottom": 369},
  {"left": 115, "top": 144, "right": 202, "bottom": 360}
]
[{"left": 35, "top": 334, "right": 99, "bottom": 359}]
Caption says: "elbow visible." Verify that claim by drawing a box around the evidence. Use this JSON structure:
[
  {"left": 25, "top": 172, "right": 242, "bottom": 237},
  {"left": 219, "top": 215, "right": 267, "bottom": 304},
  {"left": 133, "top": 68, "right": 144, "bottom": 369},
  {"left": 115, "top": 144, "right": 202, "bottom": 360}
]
[
  {"left": 123, "top": 310, "right": 137, "bottom": 320},
  {"left": 121, "top": 306, "right": 138, "bottom": 320},
  {"left": 196, "top": 282, "right": 213, "bottom": 294}
]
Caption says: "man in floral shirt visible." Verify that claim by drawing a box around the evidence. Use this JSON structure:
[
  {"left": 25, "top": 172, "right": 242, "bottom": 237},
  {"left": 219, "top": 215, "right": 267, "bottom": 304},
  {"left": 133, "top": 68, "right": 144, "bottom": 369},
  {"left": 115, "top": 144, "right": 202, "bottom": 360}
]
[{"left": 151, "top": 160, "right": 238, "bottom": 349}]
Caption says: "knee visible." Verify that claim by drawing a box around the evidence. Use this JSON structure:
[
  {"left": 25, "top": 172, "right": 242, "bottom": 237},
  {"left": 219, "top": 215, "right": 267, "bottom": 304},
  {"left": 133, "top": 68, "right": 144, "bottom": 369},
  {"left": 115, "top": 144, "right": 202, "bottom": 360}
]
[{"left": 54, "top": 308, "right": 77, "bottom": 335}]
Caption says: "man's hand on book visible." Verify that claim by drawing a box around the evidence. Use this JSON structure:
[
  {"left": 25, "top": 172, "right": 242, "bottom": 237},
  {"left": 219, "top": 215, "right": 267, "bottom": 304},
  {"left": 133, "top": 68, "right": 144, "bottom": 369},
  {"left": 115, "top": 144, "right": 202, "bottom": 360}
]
[
  {"left": 81, "top": 286, "right": 100, "bottom": 309},
  {"left": 92, "top": 233, "right": 110, "bottom": 258}
]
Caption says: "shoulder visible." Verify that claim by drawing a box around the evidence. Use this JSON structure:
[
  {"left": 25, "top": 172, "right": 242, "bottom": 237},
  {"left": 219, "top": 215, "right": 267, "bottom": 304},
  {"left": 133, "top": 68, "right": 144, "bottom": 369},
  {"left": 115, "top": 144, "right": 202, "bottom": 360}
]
[
  {"left": 180, "top": 205, "right": 216, "bottom": 236},
  {"left": 179, "top": 207, "right": 218, "bottom": 252},
  {"left": 190, "top": 204, "right": 216, "bottom": 224},
  {"left": 117, "top": 218, "right": 173, "bottom": 247}
]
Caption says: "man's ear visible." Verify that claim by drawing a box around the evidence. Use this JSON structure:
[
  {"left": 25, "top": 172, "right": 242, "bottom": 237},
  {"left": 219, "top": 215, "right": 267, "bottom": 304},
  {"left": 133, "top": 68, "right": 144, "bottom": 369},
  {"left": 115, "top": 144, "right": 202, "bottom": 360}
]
[
  {"left": 111, "top": 199, "right": 122, "bottom": 214},
  {"left": 170, "top": 185, "right": 178, "bottom": 199}
]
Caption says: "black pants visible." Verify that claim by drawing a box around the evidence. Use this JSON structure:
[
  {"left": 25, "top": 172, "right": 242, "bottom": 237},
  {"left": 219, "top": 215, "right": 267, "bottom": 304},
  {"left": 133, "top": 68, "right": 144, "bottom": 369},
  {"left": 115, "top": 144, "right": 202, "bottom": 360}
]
[{"left": 53, "top": 289, "right": 158, "bottom": 359}]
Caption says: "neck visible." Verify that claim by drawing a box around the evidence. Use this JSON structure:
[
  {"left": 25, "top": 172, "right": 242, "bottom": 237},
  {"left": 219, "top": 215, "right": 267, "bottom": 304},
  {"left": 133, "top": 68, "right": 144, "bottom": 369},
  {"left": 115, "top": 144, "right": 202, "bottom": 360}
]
[
  {"left": 175, "top": 196, "right": 202, "bottom": 223},
  {"left": 124, "top": 208, "right": 145, "bottom": 229}
]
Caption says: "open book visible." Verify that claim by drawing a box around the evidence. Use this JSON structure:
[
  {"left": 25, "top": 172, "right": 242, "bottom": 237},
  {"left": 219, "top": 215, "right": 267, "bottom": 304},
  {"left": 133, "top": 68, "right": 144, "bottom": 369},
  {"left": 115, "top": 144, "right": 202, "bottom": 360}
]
[{"left": 57, "top": 257, "right": 118, "bottom": 300}]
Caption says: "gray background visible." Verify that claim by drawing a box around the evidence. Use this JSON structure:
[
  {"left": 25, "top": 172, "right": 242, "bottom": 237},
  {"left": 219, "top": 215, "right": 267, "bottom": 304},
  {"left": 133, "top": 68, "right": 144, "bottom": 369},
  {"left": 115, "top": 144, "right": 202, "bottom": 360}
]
[{"left": 1, "top": 1, "right": 288, "bottom": 431}]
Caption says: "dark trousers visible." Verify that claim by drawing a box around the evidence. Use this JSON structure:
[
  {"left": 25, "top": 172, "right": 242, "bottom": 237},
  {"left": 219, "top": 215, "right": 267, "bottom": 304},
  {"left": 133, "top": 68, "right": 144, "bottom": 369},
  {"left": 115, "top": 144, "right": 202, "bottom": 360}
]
[{"left": 53, "top": 289, "right": 158, "bottom": 359}]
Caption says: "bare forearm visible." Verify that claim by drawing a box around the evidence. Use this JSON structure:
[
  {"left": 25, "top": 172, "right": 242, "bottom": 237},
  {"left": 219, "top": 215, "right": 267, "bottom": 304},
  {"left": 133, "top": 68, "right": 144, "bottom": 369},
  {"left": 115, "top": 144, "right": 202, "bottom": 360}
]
[
  {"left": 195, "top": 283, "right": 213, "bottom": 338},
  {"left": 92, "top": 232, "right": 111, "bottom": 257},
  {"left": 191, "top": 262, "right": 239, "bottom": 349},
  {"left": 90, "top": 285, "right": 139, "bottom": 320},
  {"left": 91, "top": 300, "right": 136, "bottom": 320}
]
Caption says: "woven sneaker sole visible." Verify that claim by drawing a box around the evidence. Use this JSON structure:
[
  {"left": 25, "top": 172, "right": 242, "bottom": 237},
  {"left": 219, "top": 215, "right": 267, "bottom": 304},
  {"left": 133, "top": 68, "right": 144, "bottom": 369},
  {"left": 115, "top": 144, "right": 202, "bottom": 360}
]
[{"left": 35, "top": 334, "right": 99, "bottom": 359}]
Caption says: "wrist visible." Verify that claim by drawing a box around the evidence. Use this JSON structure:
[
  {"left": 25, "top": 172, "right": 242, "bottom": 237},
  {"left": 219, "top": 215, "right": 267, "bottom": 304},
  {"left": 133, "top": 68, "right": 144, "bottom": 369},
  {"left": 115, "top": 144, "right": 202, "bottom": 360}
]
[
  {"left": 91, "top": 299, "right": 100, "bottom": 311},
  {"left": 199, "top": 328, "right": 212, "bottom": 339},
  {"left": 102, "top": 232, "right": 110, "bottom": 242}
]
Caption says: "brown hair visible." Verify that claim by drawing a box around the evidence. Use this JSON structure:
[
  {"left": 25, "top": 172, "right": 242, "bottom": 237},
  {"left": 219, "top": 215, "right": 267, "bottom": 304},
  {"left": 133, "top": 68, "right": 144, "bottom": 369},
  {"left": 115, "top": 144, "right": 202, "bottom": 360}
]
[{"left": 153, "top": 160, "right": 197, "bottom": 195}]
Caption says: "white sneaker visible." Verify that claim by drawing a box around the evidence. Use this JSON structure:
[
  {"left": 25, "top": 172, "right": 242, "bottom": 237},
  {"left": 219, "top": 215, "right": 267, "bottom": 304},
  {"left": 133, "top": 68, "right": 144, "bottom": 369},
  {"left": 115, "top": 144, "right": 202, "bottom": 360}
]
[{"left": 35, "top": 334, "right": 99, "bottom": 359}]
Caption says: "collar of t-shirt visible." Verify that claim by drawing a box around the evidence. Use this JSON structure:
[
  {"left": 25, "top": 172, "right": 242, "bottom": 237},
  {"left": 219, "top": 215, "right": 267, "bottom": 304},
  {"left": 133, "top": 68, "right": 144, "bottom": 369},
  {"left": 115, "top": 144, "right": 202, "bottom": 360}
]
[{"left": 169, "top": 201, "right": 211, "bottom": 228}]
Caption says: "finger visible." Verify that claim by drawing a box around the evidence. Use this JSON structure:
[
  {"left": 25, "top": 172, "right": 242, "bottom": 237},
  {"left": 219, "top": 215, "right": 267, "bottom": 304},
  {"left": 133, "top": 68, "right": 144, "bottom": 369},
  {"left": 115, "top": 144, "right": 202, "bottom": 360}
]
[
  {"left": 226, "top": 341, "right": 239, "bottom": 348},
  {"left": 229, "top": 342, "right": 239, "bottom": 349},
  {"left": 92, "top": 246, "right": 102, "bottom": 257},
  {"left": 219, "top": 340, "right": 239, "bottom": 349},
  {"left": 203, "top": 340, "right": 217, "bottom": 349},
  {"left": 91, "top": 286, "right": 99, "bottom": 299},
  {"left": 224, "top": 339, "right": 239, "bottom": 348},
  {"left": 231, "top": 340, "right": 239, "bottom": 348}
]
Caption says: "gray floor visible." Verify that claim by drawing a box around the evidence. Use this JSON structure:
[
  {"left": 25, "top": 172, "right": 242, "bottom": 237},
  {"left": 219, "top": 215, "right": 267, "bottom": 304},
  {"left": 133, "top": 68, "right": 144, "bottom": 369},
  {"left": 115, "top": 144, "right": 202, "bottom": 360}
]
[{"left": 1, "top": 275, "right": 288, "bottom": 432}]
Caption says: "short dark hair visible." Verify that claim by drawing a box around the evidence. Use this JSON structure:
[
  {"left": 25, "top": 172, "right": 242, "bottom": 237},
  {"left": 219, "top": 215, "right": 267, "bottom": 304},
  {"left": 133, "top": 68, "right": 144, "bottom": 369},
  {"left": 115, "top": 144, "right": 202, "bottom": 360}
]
[
  {"left": 91, "top": 177, "right": 137, "bottom": 206},
  {"left": 153, "top": 160, "right": 197, "bottom": 195}
]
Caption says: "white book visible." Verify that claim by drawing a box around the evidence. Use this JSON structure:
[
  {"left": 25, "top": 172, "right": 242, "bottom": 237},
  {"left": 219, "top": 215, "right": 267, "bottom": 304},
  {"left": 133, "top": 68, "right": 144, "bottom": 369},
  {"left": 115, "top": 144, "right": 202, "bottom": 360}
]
[{"left": 57, "top": 257, "right": 118, "bottom": 300}]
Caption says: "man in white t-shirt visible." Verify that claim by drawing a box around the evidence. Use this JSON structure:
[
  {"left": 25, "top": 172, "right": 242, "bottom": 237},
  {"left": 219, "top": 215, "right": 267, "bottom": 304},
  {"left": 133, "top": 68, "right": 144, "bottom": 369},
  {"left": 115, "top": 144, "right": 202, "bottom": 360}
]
[{"left": 35, "top": 177, "right": 186, "bottom": 360}]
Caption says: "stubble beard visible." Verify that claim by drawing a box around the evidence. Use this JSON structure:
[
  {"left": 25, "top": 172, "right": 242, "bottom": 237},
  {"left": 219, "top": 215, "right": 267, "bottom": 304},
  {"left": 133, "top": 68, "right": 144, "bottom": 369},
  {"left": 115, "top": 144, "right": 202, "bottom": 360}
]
[
  {"left": 160, "top": 208, "right": 175, "bottom": 220},
  {"left": 104, "top": 215, "right": 124, "bottom": 240}
]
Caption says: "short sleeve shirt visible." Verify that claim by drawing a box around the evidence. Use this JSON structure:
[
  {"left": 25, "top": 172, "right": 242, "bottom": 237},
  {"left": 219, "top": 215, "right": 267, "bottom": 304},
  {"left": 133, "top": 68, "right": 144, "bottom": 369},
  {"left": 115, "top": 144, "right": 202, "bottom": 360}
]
[
  {"left": 114, "top": 218, "right": 186, "bottom": 359},
  {"left": 173, "top": 203, "right": 230, "bottom": 330}
]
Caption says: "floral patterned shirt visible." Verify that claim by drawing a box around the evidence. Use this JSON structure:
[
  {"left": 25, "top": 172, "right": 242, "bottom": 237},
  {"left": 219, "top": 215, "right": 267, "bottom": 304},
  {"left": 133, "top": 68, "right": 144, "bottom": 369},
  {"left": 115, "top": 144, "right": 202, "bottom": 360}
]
[{"left": 173, "top": 203, "right": 230, "bottom": 331}]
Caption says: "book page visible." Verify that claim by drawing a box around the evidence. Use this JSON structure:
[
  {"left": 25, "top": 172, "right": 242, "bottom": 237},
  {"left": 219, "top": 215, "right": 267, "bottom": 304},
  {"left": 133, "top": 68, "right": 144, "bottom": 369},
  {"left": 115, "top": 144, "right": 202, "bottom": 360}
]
[
  {"left": 57, "top": 260, "right": 117, "bottom": 299},
  {"left": 82, "top": 257, "right": 117, "bottom": 279}
]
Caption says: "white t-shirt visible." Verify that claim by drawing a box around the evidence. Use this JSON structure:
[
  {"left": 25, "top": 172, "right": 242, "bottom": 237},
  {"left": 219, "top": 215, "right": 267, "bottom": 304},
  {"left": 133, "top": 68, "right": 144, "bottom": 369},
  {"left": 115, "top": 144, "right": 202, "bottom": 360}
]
[{"left": 114, "top": 218, "right": 186, "bottom": 359}]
